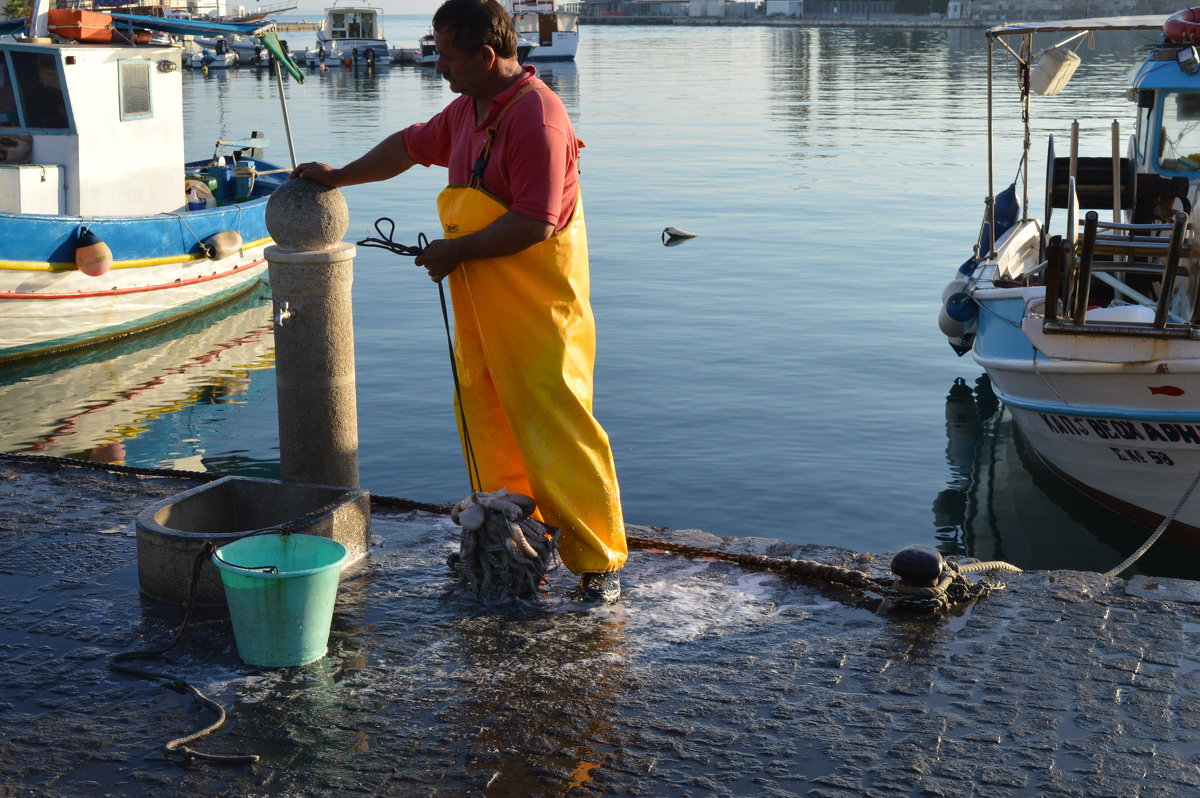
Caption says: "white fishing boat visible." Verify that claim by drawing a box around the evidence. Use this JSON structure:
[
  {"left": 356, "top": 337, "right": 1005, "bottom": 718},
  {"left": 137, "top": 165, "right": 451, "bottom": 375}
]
[
  {"left": 415, "top": 31, "right": 438, "bottom": 66},
  {"left": 508, "top": 0, "right": 578, "bottom": 61},
  {"left": 0, "top": 4, "right": 304, "bottom": 363},
  {"left": 188, "top": 41, "right": 238, "bottom": 68},
  {"left": 303, "top": 39, "right": 348, "bottom": 67},
  {"left": 311, "top": 0, "right": 391, "bottom": 65},
  {"left": 412, "top": 29, "right": 536, "bottom": 67},
  {"left": 937, "top": 11, "right": 1200, "bottom": 548},
  {"left": 228, "top": 33, "right": 273, "bottom": 64}
]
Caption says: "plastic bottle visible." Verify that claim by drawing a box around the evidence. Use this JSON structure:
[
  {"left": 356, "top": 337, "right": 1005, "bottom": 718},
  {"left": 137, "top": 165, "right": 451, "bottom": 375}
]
[{"left": 187, "top": 187, "right": 204, "bottom": 211}]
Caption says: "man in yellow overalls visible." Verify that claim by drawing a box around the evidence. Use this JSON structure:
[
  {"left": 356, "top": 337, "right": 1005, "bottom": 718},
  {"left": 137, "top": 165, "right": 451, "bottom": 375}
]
[{"left": 293, "top": 0, "right": 626, "bottom": 602}]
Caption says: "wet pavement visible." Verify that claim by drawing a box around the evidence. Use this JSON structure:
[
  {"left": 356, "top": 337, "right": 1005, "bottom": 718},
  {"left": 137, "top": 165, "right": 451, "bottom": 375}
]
[{"left": 2, "top": 454, "right": 1200, "bottom": 797}]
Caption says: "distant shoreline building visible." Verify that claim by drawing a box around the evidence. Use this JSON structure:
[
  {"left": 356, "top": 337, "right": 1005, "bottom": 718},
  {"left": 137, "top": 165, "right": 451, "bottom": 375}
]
[{"left": 579, "top": 0, "right": 1193, "bottom": 24}]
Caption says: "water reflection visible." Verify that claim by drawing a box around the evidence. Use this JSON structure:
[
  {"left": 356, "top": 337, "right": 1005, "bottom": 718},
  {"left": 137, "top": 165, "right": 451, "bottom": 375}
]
[
  {"left": 536, "top": 61, "right": 579, "bottom": 110},
  {"left": 934, "top": 375, "right": 1200, "bottom": 578},
  {"left": 0, "top": 286, "right": 276, "bottom": 472},
  {"left": 445, "top": 610, "right": 628, "bottom": 795},
  {"left": 310, "top": 61, "right": 386, "bottom": 104}
]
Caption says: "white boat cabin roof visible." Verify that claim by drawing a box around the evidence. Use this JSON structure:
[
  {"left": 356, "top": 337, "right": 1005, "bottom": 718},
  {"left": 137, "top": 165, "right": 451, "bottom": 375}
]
[{"left": 988, "top": 16, "right": 1167, "bottom": 39}]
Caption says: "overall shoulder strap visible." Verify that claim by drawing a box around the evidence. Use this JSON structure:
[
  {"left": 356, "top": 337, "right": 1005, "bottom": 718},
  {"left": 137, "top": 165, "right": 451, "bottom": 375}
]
[{"left": 470, "top": 80, "right": 548, "bottom": 188}]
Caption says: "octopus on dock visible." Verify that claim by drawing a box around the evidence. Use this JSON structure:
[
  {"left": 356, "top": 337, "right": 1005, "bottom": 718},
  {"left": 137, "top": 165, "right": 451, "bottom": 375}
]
[{"left": 448, "top": 488, "right": 561, "bottom": 604}]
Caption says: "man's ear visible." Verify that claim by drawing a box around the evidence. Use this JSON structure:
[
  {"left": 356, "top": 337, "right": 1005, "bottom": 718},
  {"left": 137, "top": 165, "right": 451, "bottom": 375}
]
[{"left": 477, "top": 44, "right": 497, "bottom": 69}]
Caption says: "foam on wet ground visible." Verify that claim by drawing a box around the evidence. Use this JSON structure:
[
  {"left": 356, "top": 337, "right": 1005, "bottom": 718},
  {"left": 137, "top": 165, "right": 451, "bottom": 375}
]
[{"left": 4, "top": 456, "right": 1200, "bottom": 797}]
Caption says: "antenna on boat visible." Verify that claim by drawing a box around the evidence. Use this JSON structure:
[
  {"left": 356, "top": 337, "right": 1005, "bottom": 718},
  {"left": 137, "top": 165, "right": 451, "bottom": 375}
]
[{"left": 273, "top": 57, "right": 298, "bottom": 169}]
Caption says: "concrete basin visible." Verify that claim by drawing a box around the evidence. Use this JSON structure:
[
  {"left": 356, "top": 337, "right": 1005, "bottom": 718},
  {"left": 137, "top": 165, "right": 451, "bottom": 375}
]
[{"left": 135, "top": 475, "right": 370, "bottom": 605}]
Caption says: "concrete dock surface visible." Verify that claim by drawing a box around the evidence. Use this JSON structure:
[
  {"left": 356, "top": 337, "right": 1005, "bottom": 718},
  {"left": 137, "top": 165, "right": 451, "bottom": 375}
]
[{"left": 2, "top": 454, "right": 1199, "bottom": 797}]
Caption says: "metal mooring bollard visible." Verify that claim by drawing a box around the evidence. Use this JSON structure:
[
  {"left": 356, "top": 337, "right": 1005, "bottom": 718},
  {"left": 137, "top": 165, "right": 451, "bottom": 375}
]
[{"left": 264, "top": 179, "right": 360, "bottom": 489}]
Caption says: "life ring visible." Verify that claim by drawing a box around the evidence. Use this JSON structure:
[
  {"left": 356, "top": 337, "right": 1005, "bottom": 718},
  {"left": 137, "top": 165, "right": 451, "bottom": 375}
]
[{"left": 1165, "top": 7, "right": 1200, "bottom": 43}]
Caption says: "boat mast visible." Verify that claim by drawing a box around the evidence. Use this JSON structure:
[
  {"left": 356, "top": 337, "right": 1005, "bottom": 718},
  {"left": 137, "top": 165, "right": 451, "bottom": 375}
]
[
  {"left": 273, "top": 58, "right": 298, "bottom": 168},
  {"left": 987, "top": 34, "right": 995, "bottom": 258},
  {"left": 1021, "top": 32, "right": 1032, "bottom": 224}
]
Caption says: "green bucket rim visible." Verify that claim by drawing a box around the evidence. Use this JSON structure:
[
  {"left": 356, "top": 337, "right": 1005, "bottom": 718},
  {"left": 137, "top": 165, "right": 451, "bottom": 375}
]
[{"left": 212, "top": 533, "right": 348, "bottom": 580}]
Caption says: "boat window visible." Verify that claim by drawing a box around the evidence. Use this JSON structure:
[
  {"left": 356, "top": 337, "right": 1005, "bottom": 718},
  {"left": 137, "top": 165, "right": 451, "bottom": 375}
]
[
  {"left": 1135, "top": 97, "right": 1151, "bottom": 163},
  {"left": 1158, "top": 92, "right": 1200, "bottom": 173},
  {"left": 119, "top": 60, "right": 153, "bottom": 120},
  {"left": 8, "top": 51, "right": 70, "bottom": 130},
  {"left": 0, "top": 55, "right": 16, "bottom": 128}
]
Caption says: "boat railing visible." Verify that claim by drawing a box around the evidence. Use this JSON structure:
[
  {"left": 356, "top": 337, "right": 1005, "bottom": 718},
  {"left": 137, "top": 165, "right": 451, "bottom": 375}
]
[
  {"left": 509, "top": 0, "right": 581, "bottom": 14},
  {"left": 1042, "top": 211, "right": 1199, "bottom": 338}
]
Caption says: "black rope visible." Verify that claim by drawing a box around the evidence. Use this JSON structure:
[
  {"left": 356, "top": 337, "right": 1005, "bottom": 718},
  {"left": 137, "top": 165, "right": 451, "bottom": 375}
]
[
  {"left": 109, "top": 542, "right": 260, "bottom": 765},
  {"left": 356, "top": 217, "right": 428, "bottom": 258},
  {"left": 357, "top": 218, "right": 483, "bottom": 492},
  {"left": 108, "top": 524, "right": 298, "bottom": 764}
]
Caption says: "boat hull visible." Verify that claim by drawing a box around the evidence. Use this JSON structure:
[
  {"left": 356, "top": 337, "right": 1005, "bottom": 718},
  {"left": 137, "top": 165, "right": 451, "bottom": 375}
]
[
  {"left": 521, "top": 32, "right": 577, "bottom": 61},
  {"left": 971, "top": 283, "right": 1200, "bottom": 547},
  {"left": 0, "top": 161, "right": 281, "bottom": 362}
]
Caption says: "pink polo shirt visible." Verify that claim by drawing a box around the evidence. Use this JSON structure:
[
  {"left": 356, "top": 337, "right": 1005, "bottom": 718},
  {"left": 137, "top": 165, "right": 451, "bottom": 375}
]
[{"left": 402, "top": 66, "right": 580, "bottom": 230}]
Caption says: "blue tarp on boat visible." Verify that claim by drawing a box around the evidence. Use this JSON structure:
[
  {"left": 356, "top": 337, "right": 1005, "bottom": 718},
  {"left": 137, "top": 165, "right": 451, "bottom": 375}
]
[
  {"left": 0, "top": 14, "right": 263, "bottom": 38},
  {"left": 107, "top": 14, "right": 267, "bottom": 38}
]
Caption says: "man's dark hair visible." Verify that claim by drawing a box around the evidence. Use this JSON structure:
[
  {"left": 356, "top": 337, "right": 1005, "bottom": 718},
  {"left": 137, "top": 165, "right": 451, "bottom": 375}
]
[{"left": 433, "top": 0, "right": 518, "bottom": 60}]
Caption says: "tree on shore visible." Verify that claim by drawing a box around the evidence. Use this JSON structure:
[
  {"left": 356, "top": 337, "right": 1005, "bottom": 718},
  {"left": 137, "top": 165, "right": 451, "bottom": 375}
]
[{"left": 3, "top": 0, "right": 32, "bottom": 20}]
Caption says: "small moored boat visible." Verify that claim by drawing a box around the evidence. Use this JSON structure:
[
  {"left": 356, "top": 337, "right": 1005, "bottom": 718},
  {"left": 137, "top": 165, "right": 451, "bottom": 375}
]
[
  {"left": 415, "top": 31, "right": 438, "bottom": 66},
  {"left": 310, "top": 0, "right": 392, "bottom": 65},
  {"left": 937, "top": 11, "right": 1200, "bottom": 548},
  {"left": 0, "top": 4, "right": 305, "bottom": 362},
  {"left": 508, "top": 0, "right": 579, "bottom": 62},
  {"left": 188, "top": 38, "right": 239, "bottom": 68}
]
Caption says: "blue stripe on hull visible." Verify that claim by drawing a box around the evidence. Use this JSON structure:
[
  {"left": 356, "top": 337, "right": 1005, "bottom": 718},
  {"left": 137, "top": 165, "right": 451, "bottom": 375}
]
[
  {"left": 0, "top": 276, "right": 266, "bottom": 362},
  {"left": 991, "top": 385, "right": 1200, "bottom": 424},
  {"left": 0, "top": 159, "right": 285, "bottom": 264}
]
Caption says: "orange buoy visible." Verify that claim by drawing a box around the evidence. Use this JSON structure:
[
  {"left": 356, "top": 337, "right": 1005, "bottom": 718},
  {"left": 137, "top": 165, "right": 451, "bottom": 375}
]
[
  {"left": 75, "top": 226, "right": 112, "bottom": 277},
  {"left": 1165, "top": 7, "right": 1200, "bottom": 43}
]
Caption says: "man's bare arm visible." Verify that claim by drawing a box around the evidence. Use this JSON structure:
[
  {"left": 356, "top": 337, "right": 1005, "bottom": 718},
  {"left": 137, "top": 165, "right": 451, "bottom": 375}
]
[
  {"left": 415, "top": 211, "right": 555, "bottom": 282},
  {"left": 291, "top": 131, "right": 418, "bottom": 187}
]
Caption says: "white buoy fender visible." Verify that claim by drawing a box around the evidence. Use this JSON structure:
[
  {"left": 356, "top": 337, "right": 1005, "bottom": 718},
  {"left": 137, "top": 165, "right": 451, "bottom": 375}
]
[
  {"left": 200, "top": 230, "right": 243, "bottom": 260},
  {"left": 938, "top": 291, "right": 978, "bottom": 338},
  {"left": 942, "top": 275, "right": 968, "bottom": 302}
]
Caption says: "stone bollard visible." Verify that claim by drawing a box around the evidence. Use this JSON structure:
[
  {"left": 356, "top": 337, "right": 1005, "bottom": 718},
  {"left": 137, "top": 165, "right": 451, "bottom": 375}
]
[{"left": 264, "top": 179, "right": 360, "bottom": 489}]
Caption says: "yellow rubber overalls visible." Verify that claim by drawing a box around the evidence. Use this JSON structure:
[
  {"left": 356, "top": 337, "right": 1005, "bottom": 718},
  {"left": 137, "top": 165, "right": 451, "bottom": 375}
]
[{"left": 438, "top": 82, "right": 626, "bottom": 575}]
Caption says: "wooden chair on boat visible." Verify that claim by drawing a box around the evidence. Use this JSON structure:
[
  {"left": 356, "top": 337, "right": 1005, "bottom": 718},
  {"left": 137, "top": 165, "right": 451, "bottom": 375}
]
[{"left": 1043, "top": 210, "right": 1197, "bottom": 337}]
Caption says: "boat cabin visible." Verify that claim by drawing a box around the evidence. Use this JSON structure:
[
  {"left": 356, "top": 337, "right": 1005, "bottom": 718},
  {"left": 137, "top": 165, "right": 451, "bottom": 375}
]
[
  {"left": 326, "top": 7, "right": 380, "bottom": 41},
  {"left": 510, "top": 0, "right": 578, "bottom": 48},
  {"left": 0, "top": 37, "right": 184, "bottom": 218},
  {"left": 1129, "top": 43, "right": 1200, "bottom": 197}
]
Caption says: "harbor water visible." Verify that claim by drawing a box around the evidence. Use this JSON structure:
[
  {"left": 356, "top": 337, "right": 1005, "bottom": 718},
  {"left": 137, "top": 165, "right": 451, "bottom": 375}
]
[{"left": 4, "top": 19, "right": 1198, "bottom": 577}]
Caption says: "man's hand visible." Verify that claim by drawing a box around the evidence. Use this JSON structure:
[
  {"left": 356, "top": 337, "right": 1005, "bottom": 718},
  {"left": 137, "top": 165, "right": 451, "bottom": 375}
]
[
  {"left": 290, "top": 162, "right": 342, "bottom": 186},
  {"left": 414, "top": 238, "right": 464, "bottom": 282}
]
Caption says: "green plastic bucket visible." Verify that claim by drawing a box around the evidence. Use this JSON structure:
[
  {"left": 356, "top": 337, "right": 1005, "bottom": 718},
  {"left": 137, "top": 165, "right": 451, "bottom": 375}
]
[{"left": 213, "top": 533, "right": 348, "bottom": 667}]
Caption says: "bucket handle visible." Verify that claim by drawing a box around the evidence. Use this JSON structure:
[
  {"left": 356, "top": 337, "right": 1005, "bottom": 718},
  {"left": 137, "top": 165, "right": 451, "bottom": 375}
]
[
  {"left": 210, "top": 527, "right": 297, "bottom": 573},
  {"left": 212, "top": 549, "right": 280, "bottom": 574}
]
